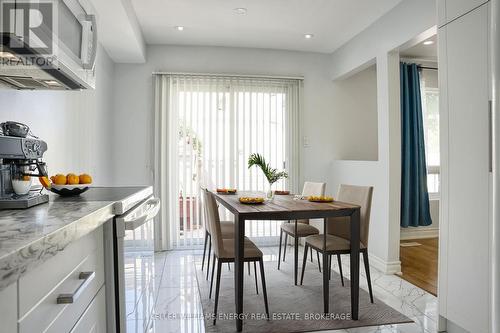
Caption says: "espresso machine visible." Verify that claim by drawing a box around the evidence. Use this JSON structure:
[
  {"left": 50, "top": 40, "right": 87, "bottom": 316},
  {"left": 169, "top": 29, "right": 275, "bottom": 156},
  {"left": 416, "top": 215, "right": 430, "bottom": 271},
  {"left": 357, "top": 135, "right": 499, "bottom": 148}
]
[{"left": 0, "top": 122, "right": 49, "bottom": 209}]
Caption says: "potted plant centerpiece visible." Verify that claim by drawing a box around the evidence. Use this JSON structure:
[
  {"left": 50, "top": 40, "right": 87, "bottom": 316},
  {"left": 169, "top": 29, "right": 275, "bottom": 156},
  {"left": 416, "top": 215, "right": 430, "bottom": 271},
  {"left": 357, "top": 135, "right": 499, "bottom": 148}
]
[{"left": 248, "top": 153, "right": 288, "bottom": 200}]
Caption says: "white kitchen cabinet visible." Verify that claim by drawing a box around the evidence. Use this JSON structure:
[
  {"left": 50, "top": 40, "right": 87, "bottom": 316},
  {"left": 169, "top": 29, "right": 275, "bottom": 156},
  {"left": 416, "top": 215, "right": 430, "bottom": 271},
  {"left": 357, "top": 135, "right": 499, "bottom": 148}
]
[
  {"left": 70, "top": 286, "right": 106, "bottom": 333},
  {"left": 438, "top": 0, "right": 489, "bottom": 26},
  {"left": 18, "top": 227, "right": 105, "bottom": 333},
  {"left": 0, "top": 282, "right": 17, "bottom": 333},
  {"left": 438, "top": 2, "right": 491, "bottom": 333},
  {"left": 0, "top": 225, "right": 109, "bottom": 333}
]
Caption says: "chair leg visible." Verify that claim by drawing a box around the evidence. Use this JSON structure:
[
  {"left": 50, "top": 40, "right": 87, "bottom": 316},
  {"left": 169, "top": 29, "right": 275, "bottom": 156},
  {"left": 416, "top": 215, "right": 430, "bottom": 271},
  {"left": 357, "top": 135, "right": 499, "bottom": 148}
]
[
  {"left": 202, "top": 230, "right": 209, "bottom": 271},
  {"left": 258, "top": 259, "right": 270, "bottom": 319},
  {"left": 316, "top": 250, "right": 321, "bottom": 272},
  {"left": 337, "top": 254, "right": 345, "bottom": 287},
  {"left": 228, "top": 262, "right": 231, "bottom": 271},
  {"left": 283, "top": 233, "right": 288, "bottom": 261},
  {"left": 362, "top": 250, "right": 374, "bottom": 303},
  {"left": 310, "top": 246, "right": 313, "bottom": 263},
  {"left": 248, "top": 261, "right": 251, "bottom": 275},
  {"left": 209, "top": 254, "right": 216, "bottom": 299},
  {"left": 213, "top": 259, "right": 222, "bottom": 325},
  {"left": 300, "top": 243, "right": 309, "bottom": 285},
  {"left": 277, "top": 229, "right": 283, "bottom": 269},
  {"left": 329, "top": 255, "right": 332, "bottom": 280},
  {"left": 294, "top": 235, "right": 299, "bottom": 285},
  {"left": 206, "top": 239, "right": 212, "bottom": 280},
  {"left": 254, "top": 261, "right": 259, "bottom": 294}
]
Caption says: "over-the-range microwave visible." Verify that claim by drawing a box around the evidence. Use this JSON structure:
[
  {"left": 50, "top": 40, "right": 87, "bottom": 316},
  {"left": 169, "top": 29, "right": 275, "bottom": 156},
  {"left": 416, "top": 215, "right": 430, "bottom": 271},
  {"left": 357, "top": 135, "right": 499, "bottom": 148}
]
[{"left": 0, "top": 0, "right": 97, "bottom": 90}]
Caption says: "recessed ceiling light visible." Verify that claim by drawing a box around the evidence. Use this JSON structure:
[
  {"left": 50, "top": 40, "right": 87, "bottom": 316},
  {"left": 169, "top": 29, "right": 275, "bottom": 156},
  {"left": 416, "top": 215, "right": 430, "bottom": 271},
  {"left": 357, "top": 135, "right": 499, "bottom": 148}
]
[
  {"left": 175, "top": 26, "right": 185, "bottom": 31},
  {"left": 233, "top": 7, "right": 247, "bottom": 15},
  {"left": 44, "top": 80, "right": 61, "bottom": 87},
  {"left": 304, "top": 34, "right": 314, "bottom": 39},
  {"left": 423, "top": 40, "right": 434, "bottom": 45},
  {"left": 0, "top": 51, "right": 15, "bottom": 58}
]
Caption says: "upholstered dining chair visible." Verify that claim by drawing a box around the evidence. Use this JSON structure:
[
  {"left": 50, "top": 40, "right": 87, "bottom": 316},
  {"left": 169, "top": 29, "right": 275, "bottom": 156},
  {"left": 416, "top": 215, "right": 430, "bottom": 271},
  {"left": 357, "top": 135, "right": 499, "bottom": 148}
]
[
  {"left": 200, "top": 187, "right": 234, "bottom": 280},
  {"left": 300, "top": 184, "right": 374, "bottom": 303},
  {"left": 278, "top": 181, "right": 326, "bottom": 285},
  {"left": 202, "top": 189, "right": 270, "bottom": 324}
]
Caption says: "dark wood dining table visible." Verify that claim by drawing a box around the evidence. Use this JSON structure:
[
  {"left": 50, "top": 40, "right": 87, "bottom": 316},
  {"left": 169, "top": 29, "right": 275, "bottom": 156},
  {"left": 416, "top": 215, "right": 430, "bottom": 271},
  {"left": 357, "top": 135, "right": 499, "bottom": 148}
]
[{"left": 212, "top": 191, "right": 361, "bottom": 332}]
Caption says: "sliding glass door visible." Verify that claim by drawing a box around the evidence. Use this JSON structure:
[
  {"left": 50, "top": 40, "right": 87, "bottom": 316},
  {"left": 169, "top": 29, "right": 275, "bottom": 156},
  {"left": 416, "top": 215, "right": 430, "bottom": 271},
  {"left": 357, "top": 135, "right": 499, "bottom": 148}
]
[{"left": 161, "top": 75, "right": 300, "bottom": 249}]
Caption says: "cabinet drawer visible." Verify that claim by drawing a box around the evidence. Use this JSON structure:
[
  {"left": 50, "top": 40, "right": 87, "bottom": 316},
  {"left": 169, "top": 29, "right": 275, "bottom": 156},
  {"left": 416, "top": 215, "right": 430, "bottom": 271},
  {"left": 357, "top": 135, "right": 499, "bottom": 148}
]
[
  {"left": 19, "top": 227, "right": 103, "bottom": 317},
  {"left": 19, "top": 228, "right": 105, "bottom": 333},
  {"left": 70, "top": 286, "right": 106, "bottom": 333}
]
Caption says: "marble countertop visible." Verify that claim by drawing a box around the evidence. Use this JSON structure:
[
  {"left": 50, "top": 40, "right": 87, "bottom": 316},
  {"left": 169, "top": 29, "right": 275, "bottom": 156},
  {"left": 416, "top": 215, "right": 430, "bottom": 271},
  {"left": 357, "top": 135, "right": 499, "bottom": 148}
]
[{"left": 0, "top": 186, "right": 151, "bottom": 291}]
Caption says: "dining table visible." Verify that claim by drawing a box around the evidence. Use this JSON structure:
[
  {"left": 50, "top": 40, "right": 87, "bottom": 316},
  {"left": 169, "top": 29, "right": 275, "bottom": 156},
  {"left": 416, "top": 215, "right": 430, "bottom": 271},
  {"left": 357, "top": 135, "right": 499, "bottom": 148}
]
[{"left": 212, "top": 191, "right": 361, "bottom": 332}]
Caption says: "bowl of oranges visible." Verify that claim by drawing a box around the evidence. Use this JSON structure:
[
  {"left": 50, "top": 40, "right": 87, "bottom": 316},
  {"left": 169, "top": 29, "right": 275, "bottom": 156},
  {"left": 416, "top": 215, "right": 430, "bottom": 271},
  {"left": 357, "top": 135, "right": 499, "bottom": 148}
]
[{"left": 40, "top": 173, "right": 93, "bottom": 196}]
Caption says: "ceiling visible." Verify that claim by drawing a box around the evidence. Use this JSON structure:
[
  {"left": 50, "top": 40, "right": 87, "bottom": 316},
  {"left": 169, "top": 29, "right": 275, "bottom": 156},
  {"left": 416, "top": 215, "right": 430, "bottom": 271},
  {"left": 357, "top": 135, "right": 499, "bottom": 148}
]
[
  {"left": 400, "top": 34, "right": 437, "bottom": 61},
  {"left": 130, "top": 0, "right": 403, "bottom": 54}
]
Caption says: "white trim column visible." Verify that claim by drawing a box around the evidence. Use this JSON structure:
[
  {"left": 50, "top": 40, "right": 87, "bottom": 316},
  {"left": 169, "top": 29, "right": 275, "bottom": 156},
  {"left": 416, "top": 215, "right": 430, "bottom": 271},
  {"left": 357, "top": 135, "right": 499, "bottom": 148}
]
[{"left": 491, "top": 0, "right": 500, "bottom": 331}]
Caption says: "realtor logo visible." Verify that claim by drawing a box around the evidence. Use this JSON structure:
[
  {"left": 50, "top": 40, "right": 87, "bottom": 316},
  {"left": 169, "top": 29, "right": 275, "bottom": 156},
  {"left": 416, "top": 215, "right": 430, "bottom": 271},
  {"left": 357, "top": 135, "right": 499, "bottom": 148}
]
[{"left": 1, "top": 0, "right": 56, "bottom": 55}]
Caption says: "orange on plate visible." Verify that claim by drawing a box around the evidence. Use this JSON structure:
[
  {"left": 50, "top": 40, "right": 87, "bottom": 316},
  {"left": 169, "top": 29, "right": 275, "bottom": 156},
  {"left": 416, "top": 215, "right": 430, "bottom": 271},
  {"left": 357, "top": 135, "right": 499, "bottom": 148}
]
[
  {"left": 67, "top": 173, "right": 79, "bottom": 185},
  {"left": 239, "top": 197, "right": 265, "bottom": 204},
  {"left": 53, "top": 174, "right": 67, "bottom": 185},
  {"left": 79, "top": 173, "right": 92, "bottom": 184}
]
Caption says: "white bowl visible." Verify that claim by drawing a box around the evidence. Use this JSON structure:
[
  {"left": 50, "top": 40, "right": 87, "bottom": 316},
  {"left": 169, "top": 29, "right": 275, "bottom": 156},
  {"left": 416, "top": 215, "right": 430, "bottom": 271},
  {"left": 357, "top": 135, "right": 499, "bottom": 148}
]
[{"left": 12, "top": 179, "right": 32, "bottom": 195}]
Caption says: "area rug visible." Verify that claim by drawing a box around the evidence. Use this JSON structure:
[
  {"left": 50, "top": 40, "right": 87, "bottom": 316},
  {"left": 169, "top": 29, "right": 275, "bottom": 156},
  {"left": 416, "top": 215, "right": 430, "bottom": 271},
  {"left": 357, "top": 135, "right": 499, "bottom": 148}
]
[{"left": 195, "top": 258, "right": 412, "bottom": 332}]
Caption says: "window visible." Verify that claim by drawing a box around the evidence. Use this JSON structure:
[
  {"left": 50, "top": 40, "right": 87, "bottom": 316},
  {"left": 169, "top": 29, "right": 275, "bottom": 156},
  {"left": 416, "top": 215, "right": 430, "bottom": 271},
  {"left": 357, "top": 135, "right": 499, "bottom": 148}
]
[
  {"left": 421, "top": 83, "right": 440, "bottom": 196},
  {"left": 158, "top": 75, "right": 301, "bottom": 249}
]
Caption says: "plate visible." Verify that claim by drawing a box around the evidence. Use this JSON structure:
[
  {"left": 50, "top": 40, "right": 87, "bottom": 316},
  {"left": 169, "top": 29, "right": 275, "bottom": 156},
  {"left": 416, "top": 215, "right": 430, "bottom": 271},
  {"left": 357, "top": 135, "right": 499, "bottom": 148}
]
[
  {"left": 239, "top": 197, "right": 265, "bottom": 204},
  {"left": 216, "top": 188, "right": 237, "bottom": 194},
  {"left": 274, "top": 190, "right": 290, "bottom": 195},
  {"left": 308, "top": 196, "right": 334, "bottom": 203},
  {"left": 49, "top": 184, "right": 91, "bottom": 196}
]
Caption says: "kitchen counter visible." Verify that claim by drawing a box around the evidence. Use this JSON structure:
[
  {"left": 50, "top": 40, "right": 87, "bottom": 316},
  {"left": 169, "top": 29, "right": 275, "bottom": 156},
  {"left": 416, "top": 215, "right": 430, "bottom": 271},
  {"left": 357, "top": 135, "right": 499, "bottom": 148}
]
[{"left": 0, "top": 186, "right": 152, "bottom": 291}]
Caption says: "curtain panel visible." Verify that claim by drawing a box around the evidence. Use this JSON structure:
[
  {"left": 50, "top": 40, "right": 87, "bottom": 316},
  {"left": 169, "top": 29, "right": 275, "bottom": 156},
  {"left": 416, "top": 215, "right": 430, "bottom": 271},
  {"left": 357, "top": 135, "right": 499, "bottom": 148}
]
[
  {"left": 154, "top": 74, "right": 302, "bottom": 250},
  {"left": 400, "top": 63, "right": 433, "bottom": 228}
]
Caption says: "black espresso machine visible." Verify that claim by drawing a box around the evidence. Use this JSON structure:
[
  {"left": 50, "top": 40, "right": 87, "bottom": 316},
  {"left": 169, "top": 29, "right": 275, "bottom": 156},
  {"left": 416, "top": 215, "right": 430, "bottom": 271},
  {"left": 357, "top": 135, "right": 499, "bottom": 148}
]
[{"left": 0, "top": 122, "right": 49, "bottom": 209}]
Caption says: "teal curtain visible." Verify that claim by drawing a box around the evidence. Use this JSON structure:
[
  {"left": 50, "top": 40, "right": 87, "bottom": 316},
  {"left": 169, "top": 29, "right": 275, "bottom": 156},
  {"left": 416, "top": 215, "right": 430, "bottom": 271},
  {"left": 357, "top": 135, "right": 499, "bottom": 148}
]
[{"left": 400, "top": 63, "right": 432, "bottom": 227}]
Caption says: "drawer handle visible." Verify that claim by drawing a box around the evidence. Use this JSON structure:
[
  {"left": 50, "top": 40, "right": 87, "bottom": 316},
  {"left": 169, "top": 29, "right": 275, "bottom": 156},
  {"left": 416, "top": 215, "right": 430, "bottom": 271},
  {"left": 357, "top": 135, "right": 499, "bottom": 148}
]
[{"left": 57, "top": 271, "right": 95, "bottom": 304}]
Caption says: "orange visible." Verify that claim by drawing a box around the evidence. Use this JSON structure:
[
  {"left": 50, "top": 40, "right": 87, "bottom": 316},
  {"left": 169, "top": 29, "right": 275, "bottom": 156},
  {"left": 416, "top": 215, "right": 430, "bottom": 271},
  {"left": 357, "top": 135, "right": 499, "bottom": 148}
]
[
  {"left": 50, "top": 176, "right": 56, "bottom": 183},
  {"left": 53, "top": 174, "right": 67, "bottom": 185},
  {"left": 67, "top": 173, "right": 79, "bottom": 185},
  {"left": 39, "top": 176, "right": 51, "bottom": 188},
  {"left": 79, "top": 173, "right": 92, "bottom": 184}
]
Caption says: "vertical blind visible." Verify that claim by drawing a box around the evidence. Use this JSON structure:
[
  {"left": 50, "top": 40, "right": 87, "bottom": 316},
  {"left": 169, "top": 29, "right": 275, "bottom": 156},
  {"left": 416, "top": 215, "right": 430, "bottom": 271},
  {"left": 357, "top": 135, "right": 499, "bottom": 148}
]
[{"left": 154, "top": 74, "right": 301, "bottom": 250}]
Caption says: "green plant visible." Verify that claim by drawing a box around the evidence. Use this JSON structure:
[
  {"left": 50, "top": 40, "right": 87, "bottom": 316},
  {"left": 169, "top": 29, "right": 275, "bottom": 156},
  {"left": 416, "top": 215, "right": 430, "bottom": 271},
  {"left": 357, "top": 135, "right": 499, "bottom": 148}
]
[{"left": 247, "top": 153, "right": 288, "bottom": 185}]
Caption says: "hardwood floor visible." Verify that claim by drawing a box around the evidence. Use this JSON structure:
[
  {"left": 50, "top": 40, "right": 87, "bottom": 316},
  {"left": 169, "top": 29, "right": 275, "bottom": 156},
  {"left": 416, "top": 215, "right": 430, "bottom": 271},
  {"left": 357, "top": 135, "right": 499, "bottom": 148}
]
[{"left": 398, "top": 237, "right": 438, "bottom": 296}]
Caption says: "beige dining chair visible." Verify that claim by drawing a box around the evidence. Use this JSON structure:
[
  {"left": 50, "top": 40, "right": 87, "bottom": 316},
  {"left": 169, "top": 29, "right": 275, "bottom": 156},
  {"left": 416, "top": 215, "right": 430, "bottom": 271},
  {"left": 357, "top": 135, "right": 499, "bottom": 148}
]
[
  {"left": 200, "top": 186, "right": 235, "bottom": 280},
  {"left": 278, "top": 181, "right": 326, "bottom": 284},
  {"left": 300, "top": 184, "right": 374, "bottom": 303},
  {"left": 202, "top": 189, "right": 270, "bottom": 324}
]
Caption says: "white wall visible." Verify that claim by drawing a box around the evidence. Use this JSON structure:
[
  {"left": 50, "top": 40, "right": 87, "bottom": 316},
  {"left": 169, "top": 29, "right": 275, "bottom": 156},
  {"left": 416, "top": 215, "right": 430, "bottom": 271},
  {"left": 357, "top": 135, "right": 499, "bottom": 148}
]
[
  {"left": 111, "top": 45, "right": 336, "bottom": 192},
  {"left": 327, "top": 0, "right": 437, "bottom": 273},
  {"left": 329, "top": 0, "right": 437, "bottom": 80},
  {"left": 332, "top": 64, "right": 378, "bottom": 161},
  {"left": 0, "top": 45, "right": 115, "bottom": 185}
]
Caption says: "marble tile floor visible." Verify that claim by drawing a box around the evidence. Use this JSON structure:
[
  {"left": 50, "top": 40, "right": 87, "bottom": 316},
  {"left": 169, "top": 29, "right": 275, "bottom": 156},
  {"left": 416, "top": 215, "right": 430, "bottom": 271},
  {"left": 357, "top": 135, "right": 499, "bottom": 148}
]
[{"left": 151, "top": 246, "right": 438, "bottom": 333}]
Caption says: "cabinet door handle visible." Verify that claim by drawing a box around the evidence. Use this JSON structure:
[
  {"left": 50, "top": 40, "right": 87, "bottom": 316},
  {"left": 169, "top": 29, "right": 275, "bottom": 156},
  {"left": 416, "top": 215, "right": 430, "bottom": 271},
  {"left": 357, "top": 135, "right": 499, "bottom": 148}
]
[
  {"left": 57, "top": 271, "right": 95, "bottom": 304},
  {"left": 490, "top": 100, "right": 493, "bottom": 173}
]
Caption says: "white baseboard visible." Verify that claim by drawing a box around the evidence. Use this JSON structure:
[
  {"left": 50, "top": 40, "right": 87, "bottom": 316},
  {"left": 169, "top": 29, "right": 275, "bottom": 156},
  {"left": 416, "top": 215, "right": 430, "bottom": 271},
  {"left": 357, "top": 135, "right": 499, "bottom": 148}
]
[
  {"left": 368, "top": 253, "right": 401, "bottom": 274},
  {"left": 400, "top": 227, "right": 439, "bottom": 241}
]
